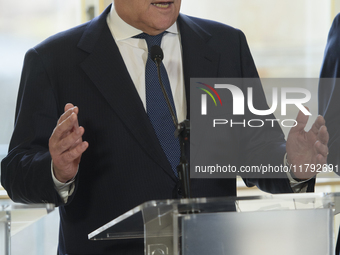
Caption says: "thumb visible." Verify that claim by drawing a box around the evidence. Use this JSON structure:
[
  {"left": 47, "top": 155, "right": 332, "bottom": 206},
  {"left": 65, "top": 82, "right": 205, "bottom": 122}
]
[
  {"left": 290, "top": 107, "right": 310, "bottom": 134},
  {"left": 64, "top": 103, "right": 75, "bottom": 112}
]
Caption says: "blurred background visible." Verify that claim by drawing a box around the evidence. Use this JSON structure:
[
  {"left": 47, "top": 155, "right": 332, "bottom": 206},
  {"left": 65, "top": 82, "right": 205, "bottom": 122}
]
[{"left": 1, "top": 0, "right": 340, "bottom": 253}]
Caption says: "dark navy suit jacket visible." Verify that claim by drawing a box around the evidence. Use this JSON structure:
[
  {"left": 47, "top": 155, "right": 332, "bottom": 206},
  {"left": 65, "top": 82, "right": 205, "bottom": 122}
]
[
  {"left": 318, "top": 13, "right": 340, "bottom": 255},
  {"left": 319, "top": 13, "right": 340, "bottom": 168},
  {"left": 1, "top": 5, "right": 314, "bottom": 255}
]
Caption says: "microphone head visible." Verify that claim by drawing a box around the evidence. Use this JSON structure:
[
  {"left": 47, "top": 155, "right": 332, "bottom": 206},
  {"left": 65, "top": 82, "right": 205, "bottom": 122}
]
[{"left": 150, "top": 45, "right": 164, "bottom": 63}]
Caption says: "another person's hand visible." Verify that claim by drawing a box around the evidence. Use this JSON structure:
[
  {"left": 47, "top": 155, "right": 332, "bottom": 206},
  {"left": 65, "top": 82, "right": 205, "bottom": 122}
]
[
  {"left": 49, "top": 103, "right": 88, "bottom": 183},
  {"left": 286, "top": 110, "right": 329, "bottom": 179}
]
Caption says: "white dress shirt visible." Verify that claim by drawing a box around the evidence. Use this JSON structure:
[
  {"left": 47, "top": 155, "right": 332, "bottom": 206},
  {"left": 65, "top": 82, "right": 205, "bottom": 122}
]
[{"left": 107, "top": 6, "right": 186, "bottom": 122}]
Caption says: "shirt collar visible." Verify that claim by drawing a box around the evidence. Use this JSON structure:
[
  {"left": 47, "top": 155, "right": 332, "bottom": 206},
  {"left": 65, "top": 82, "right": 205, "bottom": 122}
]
[{"left": 107, "top": 5, "right": 178, "bottom": 41}]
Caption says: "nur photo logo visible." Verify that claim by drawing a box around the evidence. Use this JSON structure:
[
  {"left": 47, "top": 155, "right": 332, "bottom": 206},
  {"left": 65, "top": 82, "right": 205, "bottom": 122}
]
[
  {"left": 196, "top": 82, "right": 223, "bottom": 115},
  {"left": 190, "top": 78, "right": 320, "bottom": 179},
  {"left": 198, "top": 83, "right": 311, "bottom": 117}
]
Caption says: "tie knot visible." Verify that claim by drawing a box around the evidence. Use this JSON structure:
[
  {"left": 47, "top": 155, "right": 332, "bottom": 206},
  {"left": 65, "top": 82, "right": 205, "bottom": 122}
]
[{"left": 133, "top": 32, "right": 166, "bottom": 49}]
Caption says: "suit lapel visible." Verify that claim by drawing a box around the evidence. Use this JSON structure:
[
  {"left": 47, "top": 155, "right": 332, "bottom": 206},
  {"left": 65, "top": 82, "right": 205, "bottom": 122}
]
[
  {"left": 178, "top": 14, "right": 221, "bottom": 118},
  {"left": 78, "top": 6, "right": 176, "bottom": 180}
]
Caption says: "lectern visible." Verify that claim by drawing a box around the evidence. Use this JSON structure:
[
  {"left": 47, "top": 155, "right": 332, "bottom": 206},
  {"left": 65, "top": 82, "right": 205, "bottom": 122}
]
[
  {"left": 89, "top": 193, "right": 340, "bottom": 255},
  {"left": 0, "top": 199, "right": 54, "bottom": 255}
]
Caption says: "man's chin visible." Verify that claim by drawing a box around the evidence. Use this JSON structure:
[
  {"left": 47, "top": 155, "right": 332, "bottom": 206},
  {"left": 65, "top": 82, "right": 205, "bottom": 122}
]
[{"left": 155, "top": 17, "right": 177, "bottom": 29}]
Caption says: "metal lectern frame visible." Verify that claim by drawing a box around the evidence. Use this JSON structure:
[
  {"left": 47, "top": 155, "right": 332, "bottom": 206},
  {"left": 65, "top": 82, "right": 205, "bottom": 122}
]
[{"left": 0, "top": 199, "right": 54, "bottom": 255}]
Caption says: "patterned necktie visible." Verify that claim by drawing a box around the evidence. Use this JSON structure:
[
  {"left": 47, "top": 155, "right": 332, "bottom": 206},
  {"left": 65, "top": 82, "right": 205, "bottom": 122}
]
[{"left": 134, "top": 32, "right": 180, "bottom": 177}]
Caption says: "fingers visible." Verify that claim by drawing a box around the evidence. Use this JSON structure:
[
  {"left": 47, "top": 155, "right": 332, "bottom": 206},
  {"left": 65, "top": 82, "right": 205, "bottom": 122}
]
[
  {"left": 49, "top": 104, "right": 88, "bottom": 183},
  {"left": 57, "top": 105, "right": 78, "bottom": 126},
  {"left": 318, "top": 124, "right": 329, "bottom": 145},
  {"left": 310, "top": 115, "right": 326, "bottom": 137},
  {"left": 57, "top": 141, "right": 89, "bottom": 167},
  {"left": 314, "top": 124, "right": 329, "bottom": 158},
  {"left": 314, "top": 140, "right": 328, "bottom": 158},
  {"left": 54, "top": 104, "right": 82, "bottom": 141},
  {"left": 51, "top": 104, "right": 83, "bottom": 150},
  {"left": 310, "top": 116, "right": 328, "bottom": 157},
  {"left": 290, "top": 109, "right": 309, "bottom": 134},
  {"left": 53, "top": 112, "right": 77, "bottom": 141},
  {"left": 64, "top": 103, "right": 74, "bottom": 112},
  {"left": 53, "top": 125, "right": 85, "bottom": 155},
  {"left": 52, "top": 140, "right": 88, "bottom": 183},
  {"left": 287, "top": 111, "right": 329, "bottom": 177},
  {"left": 64, "top": 103, "right": 75, "bottom": 112},
  {"left": 309, "top": 119, "right": 329, "bottom": 167},
  {"left": 65, "top": 103, "right": 79, "bottom": 116}
]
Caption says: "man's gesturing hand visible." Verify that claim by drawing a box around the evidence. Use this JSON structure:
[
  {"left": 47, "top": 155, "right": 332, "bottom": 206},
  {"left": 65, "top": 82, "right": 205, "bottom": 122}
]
[
  {"left": 49, "top": 103, "right": 89, "bottom": 183},
  {"left": 286, "top": 110, "right": 329, "bottom": 180}
]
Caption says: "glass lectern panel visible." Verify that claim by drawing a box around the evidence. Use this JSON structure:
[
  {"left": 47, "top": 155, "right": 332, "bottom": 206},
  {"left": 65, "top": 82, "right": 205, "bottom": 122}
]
[{"left": 89, "top": 193, "right": 340, "bottom": 255}]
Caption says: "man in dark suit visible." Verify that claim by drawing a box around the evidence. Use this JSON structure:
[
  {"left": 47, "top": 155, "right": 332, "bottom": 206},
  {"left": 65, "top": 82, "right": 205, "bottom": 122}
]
[
  {"left": 318, "top": 13, "right": 340, "bottom": 255},
  {"left": 319, "top": 13, "right": 340, "bottom": 169},
  {"left": 1, "top": 1, "right": 328, "bottom": 254}
]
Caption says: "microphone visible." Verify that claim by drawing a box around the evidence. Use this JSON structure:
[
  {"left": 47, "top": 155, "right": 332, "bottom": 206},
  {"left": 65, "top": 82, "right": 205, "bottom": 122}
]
[
  {"left": 150, "top": 45, "right": 164, "bottom": 66},
  {"left": 150, "top": 45, "right": 191, "bottom": 199},
  {"left": 150, "top": 45, "right": 178, "bottom": 128}
]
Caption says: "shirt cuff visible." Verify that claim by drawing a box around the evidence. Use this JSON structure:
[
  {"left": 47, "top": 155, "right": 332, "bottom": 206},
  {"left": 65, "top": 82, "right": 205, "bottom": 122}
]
[
  {"left": 284, "top": 153, "right": 310, "bottom": 193},
  {"left": 51, "top": 160, "right": 76, "bottom": 203}
]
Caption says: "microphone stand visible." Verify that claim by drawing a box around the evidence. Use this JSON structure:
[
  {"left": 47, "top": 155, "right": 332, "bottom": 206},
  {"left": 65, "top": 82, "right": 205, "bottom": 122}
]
[
  {"left": 152, "top": 46, "right": 191, "bottom": 198},
  {"left": 174, "top": 120, "right": 191, "bottom": 199}
]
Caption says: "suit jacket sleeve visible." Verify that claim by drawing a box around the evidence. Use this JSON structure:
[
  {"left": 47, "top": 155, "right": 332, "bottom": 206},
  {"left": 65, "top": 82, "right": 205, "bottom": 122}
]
[
  {"left": 319, "top": 13, "right": 340, "bottom": 169},
  {"left": 1, "top": 48, "right": 65, "bottom": 205},
  {"left": 235, "top": 30, "right": 315, "bottom": 193}
]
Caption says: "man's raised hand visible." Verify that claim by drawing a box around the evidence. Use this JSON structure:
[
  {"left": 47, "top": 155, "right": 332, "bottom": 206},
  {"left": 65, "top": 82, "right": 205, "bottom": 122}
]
[
  {"left": 49, "top": 103, "right": 88, "bottom": 183},
  {"left": 286, "top": 110, "right": 329, "bottom": 180}
]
